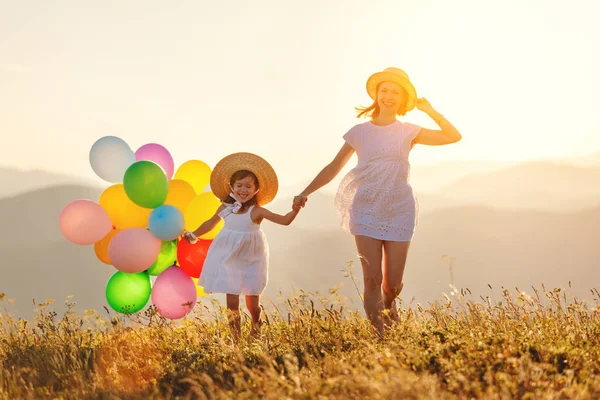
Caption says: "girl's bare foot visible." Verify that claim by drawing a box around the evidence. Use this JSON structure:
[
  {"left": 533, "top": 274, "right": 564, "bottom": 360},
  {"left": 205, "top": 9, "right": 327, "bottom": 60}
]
[{"left": 249, "top": 320, "right": 263, "bottom": 338}]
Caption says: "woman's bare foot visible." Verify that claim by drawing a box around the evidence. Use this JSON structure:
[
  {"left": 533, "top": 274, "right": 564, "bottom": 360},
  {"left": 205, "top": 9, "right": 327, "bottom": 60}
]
[{"left": 382, "top": 281, "right": 403, "bottom": 328}]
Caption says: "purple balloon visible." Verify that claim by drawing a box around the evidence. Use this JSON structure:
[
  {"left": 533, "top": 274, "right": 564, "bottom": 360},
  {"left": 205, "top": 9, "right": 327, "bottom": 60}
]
[
  {"left": 135, "top": 143, "right": 175, "bottom": 179},
  {"left": 151, "top": 266, "right": 197, "bottom": 319}
]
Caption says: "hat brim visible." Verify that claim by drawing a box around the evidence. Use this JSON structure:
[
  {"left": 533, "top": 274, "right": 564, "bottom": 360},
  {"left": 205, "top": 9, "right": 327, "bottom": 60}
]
[
  {"left": 210, "top": 152, "right": 278, "bottom": 206},
  {"left": 366, "top": 72, "right": 417, "bottom": 112}
]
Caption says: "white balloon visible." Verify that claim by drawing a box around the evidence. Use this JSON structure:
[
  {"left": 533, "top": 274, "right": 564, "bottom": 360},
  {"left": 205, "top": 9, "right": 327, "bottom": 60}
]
[{"left": 89, "top": 136, "right": 136, "bottom": 183}]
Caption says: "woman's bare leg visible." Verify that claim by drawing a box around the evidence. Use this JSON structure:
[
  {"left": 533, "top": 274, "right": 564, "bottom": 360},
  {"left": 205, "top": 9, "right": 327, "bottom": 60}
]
[
  {"left": 355, "top": 235, "right": 384, "bottom": 334},
  {"left": 382, "top": 240, "right": 410, "bottom": 323}
]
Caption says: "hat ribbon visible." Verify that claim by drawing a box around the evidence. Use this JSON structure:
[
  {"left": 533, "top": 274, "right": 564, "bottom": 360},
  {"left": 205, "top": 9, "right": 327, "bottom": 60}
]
[{"left": 217, "top": 186, "right": 260, "bottom": 219}]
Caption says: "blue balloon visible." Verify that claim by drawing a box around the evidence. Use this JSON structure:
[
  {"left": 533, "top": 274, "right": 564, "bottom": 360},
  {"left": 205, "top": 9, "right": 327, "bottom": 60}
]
[
  {"left": 148, "top": 205, "right": 184, "bottom": 241},
  {"left": 89, "top": 136, "right": 136, "bottom": 183}
]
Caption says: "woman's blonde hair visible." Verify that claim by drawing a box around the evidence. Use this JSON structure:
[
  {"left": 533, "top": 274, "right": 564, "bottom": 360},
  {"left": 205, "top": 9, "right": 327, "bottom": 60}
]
[{"left": 355, "top": 83, "right": 408, "bottom": 119}]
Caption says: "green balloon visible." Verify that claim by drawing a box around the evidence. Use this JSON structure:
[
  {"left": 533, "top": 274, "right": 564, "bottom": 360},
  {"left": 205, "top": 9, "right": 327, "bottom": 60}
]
[
  {"left": 105, "top": 271, "right": 151, "bottom": 314},
  {"left": 123, "top": 161, "right": 168, "bottom": 209},
  {"left": 147, "top": 240, "right": 177, "bottom": 276}
]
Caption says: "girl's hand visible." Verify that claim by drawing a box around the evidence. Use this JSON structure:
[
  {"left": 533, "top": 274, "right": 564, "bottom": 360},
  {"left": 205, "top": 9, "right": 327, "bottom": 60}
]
[
  {"left": 183, "top": 231, "right": 198, "bottom": 244},
  {"left": 415, "top": 97, "right": 434, "bottom": 113}
]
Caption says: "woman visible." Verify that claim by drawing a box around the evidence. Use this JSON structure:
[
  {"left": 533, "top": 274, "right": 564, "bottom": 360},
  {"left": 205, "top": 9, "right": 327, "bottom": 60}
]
[{"left": 293, "top": 67, "right": 462, "bottom": 334}]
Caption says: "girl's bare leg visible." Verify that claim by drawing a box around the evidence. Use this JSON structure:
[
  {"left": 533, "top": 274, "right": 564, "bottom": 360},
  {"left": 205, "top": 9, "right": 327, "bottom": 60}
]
[
  {"left": 245, "top": 295, "right": 262, "bottom": 337},
  {"left": 226, "top": 294, "right": 241, "bottom": 339}
]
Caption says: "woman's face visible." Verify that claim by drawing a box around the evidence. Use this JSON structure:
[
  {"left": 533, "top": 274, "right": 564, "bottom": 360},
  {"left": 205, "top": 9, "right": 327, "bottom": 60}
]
[
  {"left": 377, "top": 82, "right": 406, "bottom": 113},
  {"left": 232, "top": 175, "right": 257, "bottom": 203}
]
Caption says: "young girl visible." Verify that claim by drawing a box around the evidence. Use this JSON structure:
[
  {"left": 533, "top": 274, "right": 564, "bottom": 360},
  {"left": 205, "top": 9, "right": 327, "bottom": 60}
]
[{"left": 184, "top": 152, "right": 300, "bottom": 338}]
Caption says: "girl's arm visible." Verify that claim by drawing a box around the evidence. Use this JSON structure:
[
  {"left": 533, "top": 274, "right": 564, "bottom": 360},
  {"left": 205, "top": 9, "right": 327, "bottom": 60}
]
[
  {"left": 252, "top": 206, "right": 300, "bottom": 226},
  {"left": 412, "top": 98, "right": 462, "bottom": 146},
  {"left": 191, "top": 204, "right": 226, "bottom": 237},
  {"left": 295, "top": 143, "right": 355, "bottom": 205}
]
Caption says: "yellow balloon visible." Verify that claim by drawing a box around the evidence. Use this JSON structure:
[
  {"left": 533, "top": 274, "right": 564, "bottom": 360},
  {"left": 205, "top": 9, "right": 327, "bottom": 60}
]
[
  {"left": 99, "top": 184, "right": 152, "bottom": 229},
  {"left": 163, "top": 179, "right": 196, "bottom": 215},
  {"left": 94, "top": 228, "right": 120, "bottom": 265},
  {"left": 184, "top": 192, "right": 223, "bottom": 240},
  {"left": 191, "top": 278, "right": 209, "bottom": 298},
  {"left": 174, "top": 160, "right": 212, "bottom": 194}
]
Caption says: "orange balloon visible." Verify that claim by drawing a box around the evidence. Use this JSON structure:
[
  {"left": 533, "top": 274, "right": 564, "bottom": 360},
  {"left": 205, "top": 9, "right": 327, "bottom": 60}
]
[
  {"left": 164, "top": 179, "right": 196, "bottom": 216},
  {"left": 94, "top": 228, "right": 120, "bottom": 265},
  {"left": 99, "top": 184, "right": 152, "bottom": 229},
  {"left": 184, "top": 192, "right": 223, "bottom": 240},
  {"left": 174, "top": 160, "right": 212, "bottom": 194}
]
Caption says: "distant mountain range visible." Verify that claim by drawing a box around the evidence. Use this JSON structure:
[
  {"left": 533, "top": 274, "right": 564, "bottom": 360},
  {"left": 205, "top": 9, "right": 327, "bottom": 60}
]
[
  {"left": 434, "top": 161, "right": 600, "bottom": 211},
  {"left": 3, "top": 156, "right": 600, "bottom": 212},
  {"left": 1, "top": 182, "right": 598, "bottom": 320},
  {"left": 0, "top": 166, "right": 100, "bottom": 199}
]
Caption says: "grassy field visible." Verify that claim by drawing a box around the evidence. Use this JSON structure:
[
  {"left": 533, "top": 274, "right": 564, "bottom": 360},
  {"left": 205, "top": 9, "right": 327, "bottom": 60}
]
[{"left": 1, "top": 281, "right": 599, "bottom": 399}]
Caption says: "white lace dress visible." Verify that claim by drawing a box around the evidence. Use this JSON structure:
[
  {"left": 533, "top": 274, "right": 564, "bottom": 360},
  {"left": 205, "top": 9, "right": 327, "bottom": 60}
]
[
  {"left": 198, "top": 205, "right": 269, "bottom": 296},
  {"left": 335, "top": 120, "right": 422, "bottom": 242}
]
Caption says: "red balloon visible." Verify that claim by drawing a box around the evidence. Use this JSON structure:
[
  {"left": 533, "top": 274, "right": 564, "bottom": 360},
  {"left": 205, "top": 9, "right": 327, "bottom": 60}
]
[{"left": 177, "top": 239, "right": 212, "bottom": 278}]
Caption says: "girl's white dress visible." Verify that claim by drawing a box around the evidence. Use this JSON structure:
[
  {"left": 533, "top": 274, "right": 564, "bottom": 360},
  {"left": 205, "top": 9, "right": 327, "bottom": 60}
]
[
  {"left": 198, "top": 205, "right": 269, "bottom": 296},
  {"left": 335, "top": 120, "right": 422, "bottom": 242}
]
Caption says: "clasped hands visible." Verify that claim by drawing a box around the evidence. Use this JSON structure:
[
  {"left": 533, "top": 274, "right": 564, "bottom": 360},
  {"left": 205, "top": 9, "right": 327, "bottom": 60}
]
[{"left": 293, "top": 193, "right": 308, "bottom": 209}]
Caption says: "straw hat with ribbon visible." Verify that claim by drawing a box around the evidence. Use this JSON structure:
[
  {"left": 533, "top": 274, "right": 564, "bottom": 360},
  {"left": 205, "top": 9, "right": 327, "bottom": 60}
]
[
  {"left": 366, "top": 67, "right": 418, "bottom": 112},
  {"left": 210, "top": 152, "right": 278, "bottom": 206}
]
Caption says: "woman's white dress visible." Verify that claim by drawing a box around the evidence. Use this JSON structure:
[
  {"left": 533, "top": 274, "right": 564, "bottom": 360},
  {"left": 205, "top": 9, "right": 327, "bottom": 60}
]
[{"left": 334, "top": 120, "right": 422, "bottom": 242}]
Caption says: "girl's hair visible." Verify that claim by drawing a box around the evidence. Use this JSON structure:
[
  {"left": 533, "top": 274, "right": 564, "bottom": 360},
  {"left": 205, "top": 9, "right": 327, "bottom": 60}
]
[
  {"left": 355, "top": 83, "right": 408, "bottom": 119},
  {"left": 223, "top": 170, "right": 259, "bottom": 208}
]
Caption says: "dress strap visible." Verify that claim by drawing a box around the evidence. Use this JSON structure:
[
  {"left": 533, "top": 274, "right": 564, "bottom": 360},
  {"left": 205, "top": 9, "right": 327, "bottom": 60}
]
[{"left": 247, "top": 205, "right": 258, "bottom": 223}]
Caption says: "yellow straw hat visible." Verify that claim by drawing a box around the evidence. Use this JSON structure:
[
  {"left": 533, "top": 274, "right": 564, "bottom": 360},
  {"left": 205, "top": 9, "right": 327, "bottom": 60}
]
[
  {"left": 210, "top": 152, "right": 279, "bottom": 206},
  {"left": 366, "top": 67, "right": 418, "bottom": 112}
]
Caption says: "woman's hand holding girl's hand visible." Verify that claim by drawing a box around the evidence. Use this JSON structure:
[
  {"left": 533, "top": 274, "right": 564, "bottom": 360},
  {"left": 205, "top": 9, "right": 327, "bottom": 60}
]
[
  {"left": 293, "top": 193, "right": 308, "bottom": 208},
  {"left": 183, "top": 231, "right": 198, "bottom": 244}
]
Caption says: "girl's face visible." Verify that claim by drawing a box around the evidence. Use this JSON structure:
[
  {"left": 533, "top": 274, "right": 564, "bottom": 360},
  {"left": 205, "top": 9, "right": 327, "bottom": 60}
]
[
  {"left": 377, "top": 82, "right": 406, "bottom": 113},
  {"left": 232, "top": 175, "right": 257, "bottom": 203}
]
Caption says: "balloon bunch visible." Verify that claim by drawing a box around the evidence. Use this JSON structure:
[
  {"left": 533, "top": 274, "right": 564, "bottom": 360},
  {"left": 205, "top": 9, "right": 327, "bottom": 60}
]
[{"left": 58, "top": 136, "right": 221, "bottom": 320}]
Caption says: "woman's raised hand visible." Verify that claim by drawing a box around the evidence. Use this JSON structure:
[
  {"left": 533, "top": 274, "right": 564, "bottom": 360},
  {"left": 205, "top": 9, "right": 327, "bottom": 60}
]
[{"left": 415, "top": 97, "right": 434, "bottom": 113}]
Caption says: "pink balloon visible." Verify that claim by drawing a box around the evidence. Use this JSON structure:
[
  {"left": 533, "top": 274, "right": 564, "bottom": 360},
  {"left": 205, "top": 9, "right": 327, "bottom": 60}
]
[
  {"left": 59, "top": 199, "right": 112, "bottom": 245},
  {"left": 135, "top": 143, "right": 175, "bottom": 179},
  {"left": 108, "top": 228, "right": 162, "bottom": 273},
  {"left": 151, "top": 266, "right": 197, "bottom": 319}
]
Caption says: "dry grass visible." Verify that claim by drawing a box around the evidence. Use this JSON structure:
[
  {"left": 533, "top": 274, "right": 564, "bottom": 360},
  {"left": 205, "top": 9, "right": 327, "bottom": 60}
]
[{"left": 1, "top": 281, "right": 600, "bottom": 399}]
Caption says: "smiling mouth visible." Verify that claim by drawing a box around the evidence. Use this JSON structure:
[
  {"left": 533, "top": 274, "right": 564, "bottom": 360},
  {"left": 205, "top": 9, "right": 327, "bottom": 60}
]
[{"left": 383, "top": 102, "right": 395, "bottom": 107}]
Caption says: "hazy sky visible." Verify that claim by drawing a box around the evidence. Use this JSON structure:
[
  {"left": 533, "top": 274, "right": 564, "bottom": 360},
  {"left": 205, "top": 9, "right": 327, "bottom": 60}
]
[{"left": 1, "top": 0, "right": 599, "bottom": 189}]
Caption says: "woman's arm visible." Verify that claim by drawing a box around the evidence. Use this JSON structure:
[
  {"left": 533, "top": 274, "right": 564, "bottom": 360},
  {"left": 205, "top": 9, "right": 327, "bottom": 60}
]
[
  {"left": 413, "top": 98, "right": 462, "bottom": 146},
  {"left": 294, "top": 143, "right": 355, "bottom": 207},
  {"left": 252, "top": 206, "right": 300, "bottom": 226}
]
